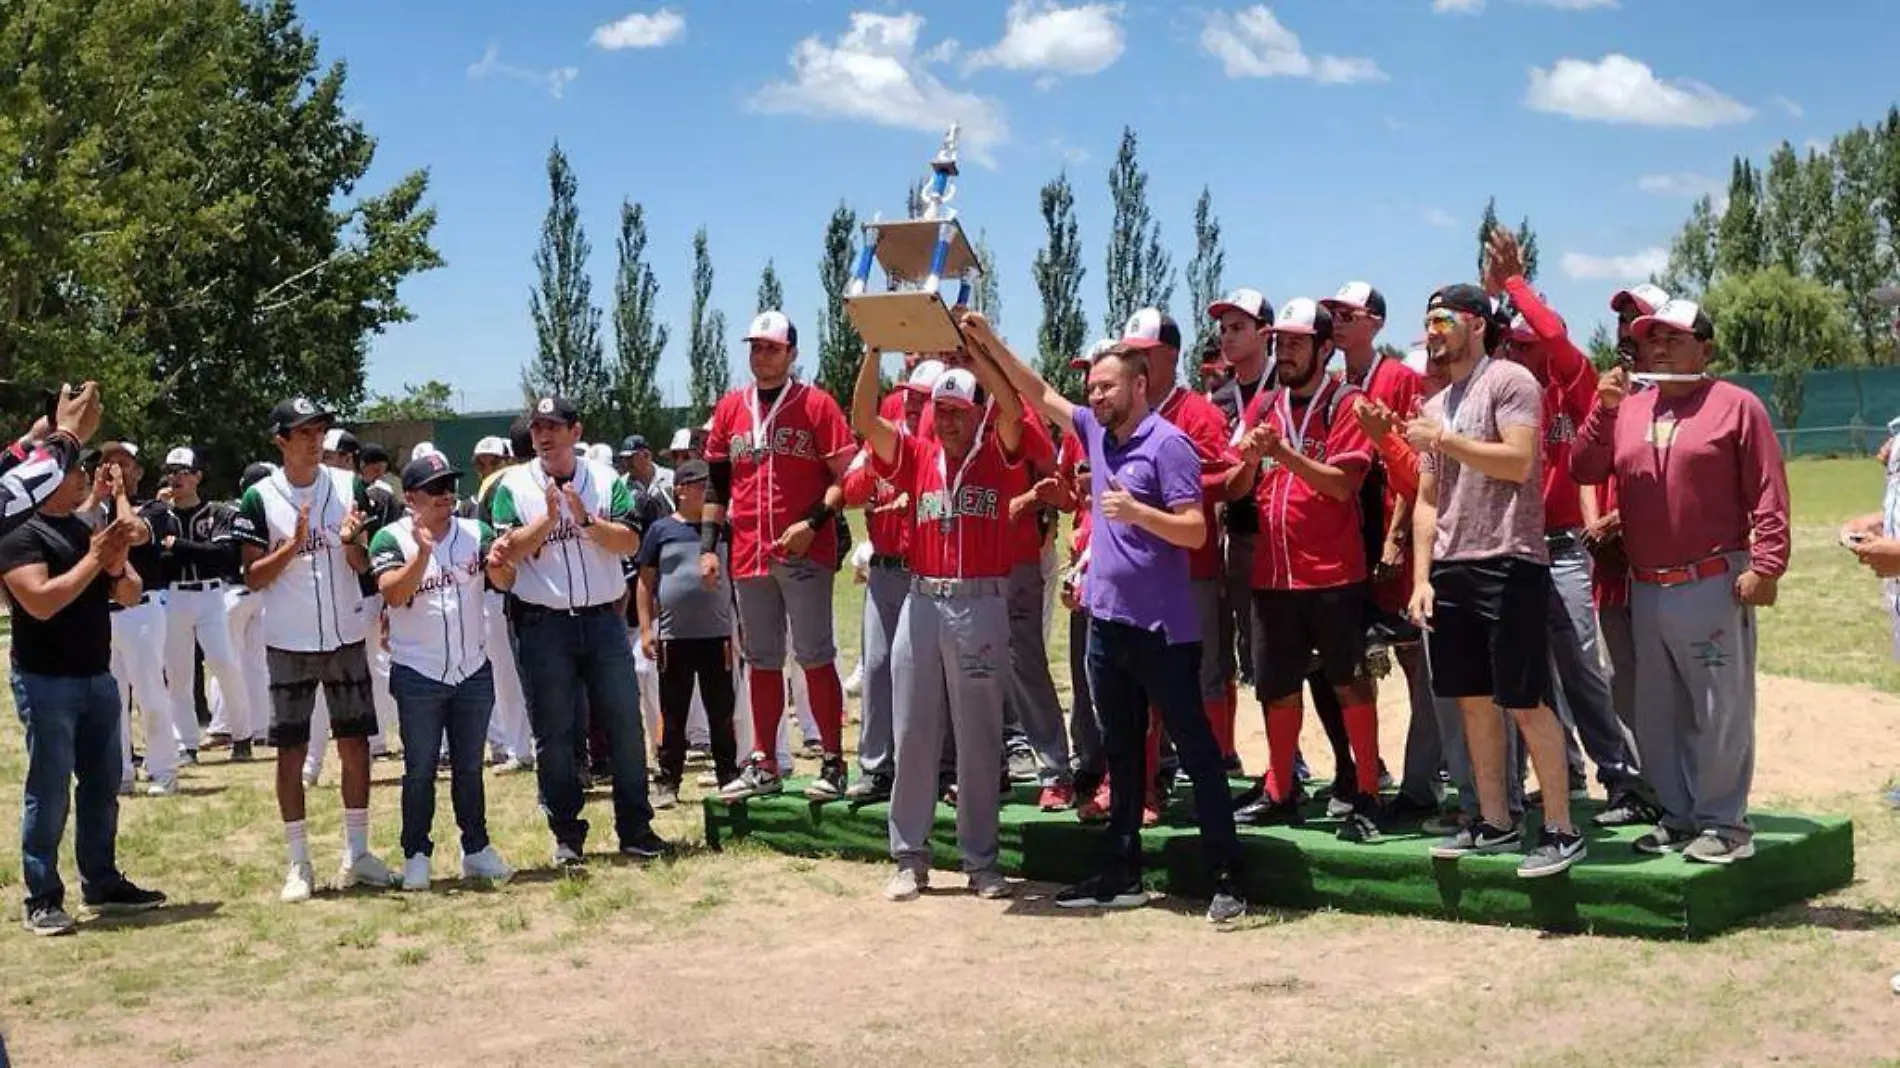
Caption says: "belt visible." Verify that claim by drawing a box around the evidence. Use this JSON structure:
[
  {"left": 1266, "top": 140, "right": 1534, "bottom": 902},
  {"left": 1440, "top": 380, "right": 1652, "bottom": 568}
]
[
  {"left": 869, "top": 553, "right": 907, "bottom": 570},
  {"left": 110, "top": 592, "right": 157, "bottom": 613},
  {"left": 174, "top": 578, "right": 224, "bottom": 592},
  {"left": 511, "top": 599, "right": 617, "bottom": 621},
  {"left": 1632, "top": 555, "right": 1732, "bottom": 588},
  {"left": 1544, "top": 529, "right": 1581, "bottom": 554},
  {"left": 910, "top": 575, "right": 1007, "bottom": 600}
]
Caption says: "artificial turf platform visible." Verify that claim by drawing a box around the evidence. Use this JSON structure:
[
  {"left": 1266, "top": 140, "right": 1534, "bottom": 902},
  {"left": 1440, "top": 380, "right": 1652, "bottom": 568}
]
[{"left": 703, "top": 780, "right": 1855, "bottom": 938}]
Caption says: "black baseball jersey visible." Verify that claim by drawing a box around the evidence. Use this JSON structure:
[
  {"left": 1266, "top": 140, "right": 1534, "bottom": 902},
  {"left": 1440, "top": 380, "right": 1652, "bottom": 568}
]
[
  {"left": 165, "top": 499, "right": 239, "bottom": 585},
  {"left": 88, "top": 499, "right": 179, "bottom": 592},
  {"left": 356, "top": 478, "right": 403, "bottom": 597}
]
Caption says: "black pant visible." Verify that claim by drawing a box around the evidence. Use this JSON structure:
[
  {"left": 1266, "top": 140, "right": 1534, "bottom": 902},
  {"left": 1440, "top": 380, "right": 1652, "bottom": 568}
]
[
  {"left": 1086, "top": 618, "right": 1239, "bottom": 885},
  {"left": 656, "top": 637, "right": 739, "bottom": 786}
]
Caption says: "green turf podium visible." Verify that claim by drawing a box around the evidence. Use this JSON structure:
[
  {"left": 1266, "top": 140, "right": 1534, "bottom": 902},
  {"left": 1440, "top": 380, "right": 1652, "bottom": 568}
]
[{"left": 703, "top": 782, "right": 1854, "bottom": 938}]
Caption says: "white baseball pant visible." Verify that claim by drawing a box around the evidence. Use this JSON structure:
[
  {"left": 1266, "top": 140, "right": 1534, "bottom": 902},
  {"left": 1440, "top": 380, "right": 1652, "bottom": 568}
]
[
  {"left": 164, "top": 583, "right": 252, "bottom": 745},
  {"left": 110, "top": 596, "right": 184, "bottom": 784}
]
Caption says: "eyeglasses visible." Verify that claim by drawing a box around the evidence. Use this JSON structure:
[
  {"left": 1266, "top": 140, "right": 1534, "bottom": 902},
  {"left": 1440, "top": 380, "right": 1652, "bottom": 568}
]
[{"left": 1423, "top": 311, "right": 1459, "bottom": 336}]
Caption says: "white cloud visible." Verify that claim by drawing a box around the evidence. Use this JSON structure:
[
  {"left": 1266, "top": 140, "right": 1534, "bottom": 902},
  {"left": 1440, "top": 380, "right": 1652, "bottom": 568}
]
[
  {"left": 1421, "top": 207, "right": 1457, "bottom": 229},
  {"left": 1636, "top": 172, "right": 1723, "bottom": 199},
  {"left": 965, "top": 1, "right": 1124, "bottom": 78},
  {"left": 1051, "top": 136, "right": 1090, "bottom": 165},
  {"left": 1561, "top": 247, "right": 1669, "bottom": 281},
  {"left": 1525, "top": 54, "right": 1754, "bottom": 127},
  {"left": 1201, "top": 5, "right": 1386, "bottom": 85},
  {"left": 1771, "top": 94, "right": 1804, "bottom": 118},
  {"left": 467, "top": 45, "right": 579, "bottom": 99},
  {"left": 1435, "top": 0, "right": 1619, "bottom": 11},
  {"left": 591, "top": 8, "right": 686, "bottom": 50},
  {"left": 1433, "top": 0, "right": 1484, "bottom": 10},
  {"left": 749, "top": 13, "right": 1008, "bottom": 166}
]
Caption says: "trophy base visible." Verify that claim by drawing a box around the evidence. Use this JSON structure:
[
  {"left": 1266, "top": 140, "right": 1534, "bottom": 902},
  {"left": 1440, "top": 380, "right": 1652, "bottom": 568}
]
[
  {"left": 867, "top": 219, "right": 979, "bottom": 282},
  {"left": 845, "top": 291, "right": 963, "bottom": 354}
]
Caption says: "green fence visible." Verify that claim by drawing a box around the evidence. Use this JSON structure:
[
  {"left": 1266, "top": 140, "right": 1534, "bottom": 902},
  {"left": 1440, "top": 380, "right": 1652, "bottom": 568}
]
[{"left": 1727, "top": 367, "right": 1900, "bottom": 457}]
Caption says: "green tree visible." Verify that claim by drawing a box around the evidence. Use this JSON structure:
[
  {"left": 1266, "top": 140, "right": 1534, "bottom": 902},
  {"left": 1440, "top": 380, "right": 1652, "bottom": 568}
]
[
  {"left": 1103, "top": 127, "right": 1174, "bottom": 335},
  {"left": 1662, "top": 195, "right": 1718, "bottom": 299},
  {"left": 1819, "top": 128, "right": 1892, "bottom": 364},
  {"left": 1034, "top": 172, "right": 1088, "bottom": 399},
  {"left": 1701, "top": 266, "right": 1851, "bottom": 385},
  {"left": 757, "top": 259, "right": 783, "bottom": 315},
  {"left": 1475, "top": 196, "right": 1501, "bottom": 278},
  {"left": 905, "top": 179, "right": 926, "bottom": 221},
  {"left": 1714, "top": 158, "right": 1766, "bottom": 280},
  {"left": 1585, "top": 322, "right": 1619, "bottom": 370},
  {"left": 1761, "top": 142, "right": 1814, "bottom": 276},
  {"left": 971, "top": 229, "right": 1000, "bottom": 325},
  {"left": 522, "top": 142, "right": 607, "bottom": 424},
  {"left": 814, "top": 202, "right": 862, "bottom": 402},
  {"left": 360, "top": 380, "right": 456, "bottom": 422},
  {"left": 1186, "top": 187, "right": 1226, "bottom": 355},
  {"left": 608, "top": 198, "right": 668, "bottom": 443},
  {"left": 687, "top": 227, "right": 728, "bottom": 423},
  {"left": 1513, "top": 216, "right": 1540, "bottom": 283},
  {"left": 1878, "top": 106, "right": 1900, "bottom": 279}
]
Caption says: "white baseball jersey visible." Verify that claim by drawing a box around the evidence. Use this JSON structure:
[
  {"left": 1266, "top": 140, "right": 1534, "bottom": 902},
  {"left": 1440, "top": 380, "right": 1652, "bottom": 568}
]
[
  {"left": 232, "top": 465, "right": 373, "bottom": 652},
  {"left": 368, "top": 515, "right": 495, "bottom": 685},
  {"left": 488, "top": 458, "right": 635, "bottom": 610}
]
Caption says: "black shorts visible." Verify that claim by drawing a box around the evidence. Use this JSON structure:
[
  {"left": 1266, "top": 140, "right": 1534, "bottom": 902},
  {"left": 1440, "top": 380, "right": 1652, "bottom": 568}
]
[
  {"left": 1250, "top": 586, "right": 1368, "bottom": 702},
  {"left": 265, "top": 642, "right": 376, "bottom": 748},
  {"left": 1425, "top": 556, "right": 1549, "bottom": 708}
]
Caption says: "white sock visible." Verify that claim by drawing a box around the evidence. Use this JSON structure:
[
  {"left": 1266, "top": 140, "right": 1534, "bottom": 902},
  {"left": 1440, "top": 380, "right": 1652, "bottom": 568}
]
[
  {"left": 285, "top": 820, "right": 310, "bottom": 867},
  {"left": 344, "top": 808, "right": 370, "bottom": 860}
]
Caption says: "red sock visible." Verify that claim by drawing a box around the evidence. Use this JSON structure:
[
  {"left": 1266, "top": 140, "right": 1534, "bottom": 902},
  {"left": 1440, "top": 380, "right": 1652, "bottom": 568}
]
[
  {"left": 748, "top": 667, "right": 784, "bottom": 771},
  {"left": 1343, "top": 702, "right": 1381, "bottom": 798},
  {"left": 1266, "top": 702, "right": 1303, "bottom": 803},
  {"left": 805, "top": 662, "right": 845, "bottom": 756}
]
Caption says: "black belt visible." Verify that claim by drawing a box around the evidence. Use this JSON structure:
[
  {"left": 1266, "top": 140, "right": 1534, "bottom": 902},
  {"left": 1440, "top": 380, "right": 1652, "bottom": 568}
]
[
  {"left": 510, "top": 599, "right": 617, "bottom": 621},
  {"left": 869, "top": 553, "right": 907, "bottom": 570},
  {"left": 110, "top": 592, "right": 157, "bottom": 613},
  {"left": 1545, "top": 529, "right": 1581, "bottom": 554},
  {"left": 173, "top": 578, "right": 225, "bottom": 592}
]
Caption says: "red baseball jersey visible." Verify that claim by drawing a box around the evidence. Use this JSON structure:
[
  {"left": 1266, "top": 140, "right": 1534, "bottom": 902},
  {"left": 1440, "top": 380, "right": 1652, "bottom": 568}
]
[
  {"left": 705, "top": 381, "right": 856, "bottom": 578},
  {"left": 878, "top": 389, "right": 905, "bottom": 424},
  {"left": 1157, "top": 386, "right": 1238, "bottom": 582},
  {"left": 918, "top": 392, "right": 1053, "bottom": 566},
  {"left": 875, "top": 433, "right": 1019, "bottom": 580},
  {"left": 1244, "top": 379, "right": 1374, "bottom": 590},
  {"left": 1591, "top": 477, "right": 1628, "bottom": 609},
  {"left": 841, "top": 445, "right": 910, "bottom": 559}
]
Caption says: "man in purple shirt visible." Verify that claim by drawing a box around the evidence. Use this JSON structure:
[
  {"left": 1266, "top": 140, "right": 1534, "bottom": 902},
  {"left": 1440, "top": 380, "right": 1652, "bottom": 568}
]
[{"left": 967, "top": 312, "right": 1244, "bottom": 924}]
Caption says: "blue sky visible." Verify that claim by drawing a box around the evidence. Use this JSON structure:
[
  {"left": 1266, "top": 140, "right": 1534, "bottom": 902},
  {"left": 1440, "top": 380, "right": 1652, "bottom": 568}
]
[{"left": 305, "top": 0, "right": 1900, "bottom": 413}]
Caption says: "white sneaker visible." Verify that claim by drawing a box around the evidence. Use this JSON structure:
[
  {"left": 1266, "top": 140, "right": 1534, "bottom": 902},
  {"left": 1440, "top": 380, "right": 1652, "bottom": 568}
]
[
  {"left": 401, "top": 854, "right": 431, "bottom": 892},
  {"left": 461, "top": 845, "right": 515, "bottom": 884},
  {"left": 844, "top": 663, "right": 865, "bottom": 696},
  {"left": 281, "top": 861, "right": 315, "bottom": 903},
  {"left": 884, "top": 868, "right": 928, "bottom": 902},
  {"left": 339, "top": 852, "right": 395, "bottom": 889},
  {"left": 144, "top": 776, "right": 180, "bottom": 797},
  {"left": 301, "top": 767, "right": 320, "bottom": 789},
  {"left": 492, "top": 757, "right": 531, "bottom": 776},
  {"left": 553, "top": 843, "right": 585, "bottom": 871}
]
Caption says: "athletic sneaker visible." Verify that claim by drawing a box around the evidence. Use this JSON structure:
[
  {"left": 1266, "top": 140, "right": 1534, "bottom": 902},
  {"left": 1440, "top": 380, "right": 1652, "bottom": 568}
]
[
  {"left": 301, "top": 768, "right": 320, "bottom": 789},
  {"left": 492, "top": 757, "right": 532, "bottom": 776},
  {"left": 885, "top": 867, "right": 927, "bottom": 902},
  {"left": 82, "top": 878, "right": 167, "bottom": 914},
  {"left": 1592, "top": 792, "right": 1662, "bottom": 828},
  {"left": 968, "top": 869, "right": 1012, "bottom": 900},
  {"left": 1377, "top": 762, "right": 1394, "bottom": 792},
  {"left": 1382, "top": 794, "right": 1440, "bottom": 826},
  {"left": 843, "top": 662, "right": 865, "bottom": 696},
  {"left": 461, "top": 845, "right": 515, "bottom": 884},
  {"left": 719, "top": 756, "right": 783, "bottom": 801},
  {"left": 1422, "top": 809, "right": 1467, "bottom": 837},
  {"left": 22, "top": 904, "right": 76, "bottom": 937},
  {"left": 1337, "top": 809, "right": 1382, "bottom": 844},
  {"left": 401, "top": 855, "right": 431, "bottom": 892},
  {"left": 1682, "top": 830, "right": 1755, "bottom": 865},
  {"left": 1006, "top": 746, "right": 1039, "bottom": 784},
  {"left": 1431, "top": 820, "right": 1521, "bottom": 859},
  {"left": 797, "top": 739, "right": 824, "bottom": 761},
  {"left": 1039, "top": 782, "right": 1076, "bottom": 812},
  {"left": 1206, "top": 876, "right": 1246, "bottom": 924},
  {"left": 1234, "top": 793, "right": 1305, "bottom": 828},
  {"left": 281, "top": 861, "right": 316, "bottom": 903},
  {"left": 695, "top": 771, "right": 719, "bottom": 789},
  {"left": 651, "top": 781, "right": 679, "bottom": 810},
  {"left": 230, "top": 740, "right": 254, "bottom": 763},
  {"left": 844, "top": 773, "right": 893, "bottom": 803},
  {"left": 1294, "top": 753, "right": 1312, "bottom": 784},
  {"left": 340, "top": 852, "right": 396, "bottom": 890},
  {"left": 619, "top": 828, "right": 671, "bottom": 859},
  {"left": 553, "top": 843, "right": 586, "bottom": 872},
  {"left": 804, "top": 757, "right": 849, "bottom": 802},
  {"left": 1221, "top": 754, "right": 1245, "bottom": 778},
  {"left": 144, "top": 776, "right": 180, "bottom": 798},
  {"left": 1326, "top": 793, "right": 1354, "bottom": 819},
  {"left": 1518, "top": 826, "right": 1587, "bottom": 878},
  {"left": 1633, "top": 824, "right": 1698, "bottom": 856},
  {"left": 1076, "top": 780, "right": 1110, "bottom": 823},
  {"left": 1054, "top": 874, "right": 1145, "bottom": 911}
]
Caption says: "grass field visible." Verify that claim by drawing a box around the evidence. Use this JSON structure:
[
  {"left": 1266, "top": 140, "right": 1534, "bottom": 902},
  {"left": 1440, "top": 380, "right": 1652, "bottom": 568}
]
[{"left": 4, "top": 458, "right": 1900, "bottom": 1066}]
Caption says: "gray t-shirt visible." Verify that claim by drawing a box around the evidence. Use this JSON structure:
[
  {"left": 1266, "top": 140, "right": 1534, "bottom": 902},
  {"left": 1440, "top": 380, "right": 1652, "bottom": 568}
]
[
  {"left": 633, "top": 515, "right": 731, "bottom": 640},
  {"left": 1420, "top": 357, "right": 1549, "bottom": 565}
]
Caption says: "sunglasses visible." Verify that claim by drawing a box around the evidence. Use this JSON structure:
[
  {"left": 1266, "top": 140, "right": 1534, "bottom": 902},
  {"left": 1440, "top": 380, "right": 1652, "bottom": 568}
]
[
  {"left": 1332, "top": 307, "right": 1366, "bottom": 324},
  {"left": 416, "top": 483, "right": 456, "bottom": 498},
  {"left": 1423, "top": 311, "right": 1460, "bottom": 335}
]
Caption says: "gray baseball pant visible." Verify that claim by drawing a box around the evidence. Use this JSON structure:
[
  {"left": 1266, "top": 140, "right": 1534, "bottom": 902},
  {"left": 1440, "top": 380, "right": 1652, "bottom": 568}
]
[
  {"left": 1222, "top": 531, "right": 1255, "bottom": 684},
  {"left": 1394, "top": 643, "right": 1444, "bottom": 806},
  {"left": 1067, "top": 608, "right": 1103, "bottom": 786},
  {"left": 888, "top": 579, "right": 1009, "bottom": 874},
  {"left": 1630, "top": 553, "right": 1756, "bottom": 841},
  {"left": 1598, "top": 601, "right": 1637, "bottom": 732},
  {"left": 734, "top": 557, "right": 838, "bottom": 668},
  {"left": 1545, "top": 541, "right": 1645, "bottom": 796},
  {"left": 1003, "top": 562, "right": 1071, "bottom": 786},
  {"left": 857, "top": 561, "right": 909, "bottom": 778}
]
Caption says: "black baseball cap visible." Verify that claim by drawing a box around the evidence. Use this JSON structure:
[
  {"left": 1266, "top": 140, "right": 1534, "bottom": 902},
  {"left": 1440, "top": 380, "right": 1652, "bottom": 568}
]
[
  {"left": 1427, "top": 283, "right": 1492, "bottom": 319},
  {"left": 674, "top": 459, "right": 710, "bottom": 486},
  {"left": 617, "top": 434, "right": 649, "bottom": 458},
  {"left": 269, "top": 397, "right": 334, "bottom": 436},
  {"left": 360, "top": 443, "right": 391, "bottom": 467},
  {"left": 239, "top": 462, "right": 275, "bottom": 492},
  {"left": 526, "top": 396, "right": 579, "bottom": 426},
  {"left": 400, "top": 452, "right": 462, "bottom": 492}
]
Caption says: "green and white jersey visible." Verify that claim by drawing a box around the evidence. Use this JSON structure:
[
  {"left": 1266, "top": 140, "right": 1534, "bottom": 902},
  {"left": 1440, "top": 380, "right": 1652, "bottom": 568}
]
[
  {"left": 489, "top": 457, "right": 635, "bottom": 610},
  {"left": 232, "top": 465, "right": 375, "bottom": 653},
  {"left": 368, "top": 516, "right": 495, "bottom": 685}
]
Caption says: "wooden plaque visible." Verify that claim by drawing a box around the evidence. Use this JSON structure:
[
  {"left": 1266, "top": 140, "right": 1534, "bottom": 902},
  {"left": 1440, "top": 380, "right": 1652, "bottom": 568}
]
[
  {"left": 867, "top": 219, "right": 980, "bottom": 282},
  {"left": 844, "top": 291, "right": 964, "bottom": 353}
]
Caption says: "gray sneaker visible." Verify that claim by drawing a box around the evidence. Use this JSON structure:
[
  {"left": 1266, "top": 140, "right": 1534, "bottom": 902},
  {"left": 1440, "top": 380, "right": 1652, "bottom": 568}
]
[
  {"left": 651, "top": 782, "right": 679, "bottom": 810},
  {"left": 884, "top": 867, "right": 929, "bottom": 902},
  {"left": 1518, "top": 826, "right": 1587, "bottom": 878},
  {"left": 1206, "top": 877, "right": 1246, "bottom": 924},
  {"left": 718, "top": 758, "right": 783, "bottom": 801},
  {"left": 1682, "top": 830, "right": 1755, "bottom": 865},
  {"left": 1006, "top": 747, "right": 1039, "bottom": 784},
  {"left": 22, "top": 904, "right": 76, "bottom": 937},
  {"left": 968, "top": 870, "right": 1012, "bottom": 900},
  {"left": 1633, "top": 824, "right": 1698, "bottom": 855},
  {"left": 1431, "top": 820, "right": 1521, "bottom": 859}
]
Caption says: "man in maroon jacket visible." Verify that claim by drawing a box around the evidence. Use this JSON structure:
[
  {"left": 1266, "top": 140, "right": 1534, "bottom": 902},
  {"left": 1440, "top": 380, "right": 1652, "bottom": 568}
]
[{"left": 1571, "top": 299, "right": 1790, "bottom": 864}]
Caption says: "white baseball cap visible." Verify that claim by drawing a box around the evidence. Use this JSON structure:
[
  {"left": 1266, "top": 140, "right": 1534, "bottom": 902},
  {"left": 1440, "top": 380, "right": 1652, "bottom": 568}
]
[
  {"left": 931, "top": 368, "right": 980, "bottom": 409},
  {"left": 1271, "top": 297, "right": 1332, "bottom": 338},
  {"left": 410, "top": 441, "right": 440, "bottom": 462},
  {"left": 321, "top": 428, "right": 348, "bottom": 453},
  {"left": 667, "top": 428, "right": 694, "bottom": 453},
  {"left": 1631, "top": 298, "right": 1713, "bottom": 342},
  {"left": 1611, "top": 283, "right": 1671, "bottom": 317},
  {"left": 1319, "top": 281, "right": 1386, "bottom": 318},
  {"left": 1120, "top": 307, "right": 1182, "bottom": 351},
  {"left": 472, "top": 436, "right": 510, "bottom": 460},
  {"left": 746, "top": 310, "right": 797, "bottom": 347},
  {"left": 162, "top": 446, "right": 198, "bottom": 471},
  {"left": 1402, "top": 342, "right": 1430, "bottom": 376},
  {"left": 1069, "top": 338, "right": 1119, "bottom": 371},
  {"left": 1207, "top": 287, "right": 1273, "bottom": 324},
  {"left": 903, "top": 359, "right": 947, "bottom": 394},
  {"left": 585, "top": 443, "right": 614, "bottom": 466}
]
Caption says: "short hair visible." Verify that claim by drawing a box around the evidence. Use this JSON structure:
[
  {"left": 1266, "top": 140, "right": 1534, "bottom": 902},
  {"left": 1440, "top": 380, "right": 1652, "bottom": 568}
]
[
  {"left": 1093, "top": 343, "right": 1149, "bottom": 382},
  {"left": 507, "top": 416, "right": 533, "bottom": 461}
]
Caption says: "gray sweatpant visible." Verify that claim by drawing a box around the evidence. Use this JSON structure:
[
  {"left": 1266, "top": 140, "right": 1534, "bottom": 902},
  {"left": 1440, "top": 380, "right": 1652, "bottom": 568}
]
[
  {"left": 857, "top": 562, "right": 908, "bottom": 778},
  {"left": 1003, "top": 562, "right": 1071, "bottom": 785},
  {"left": 1194, "top": 579, "right": 1226, "bottom": 700},
  {"left": 1221, "top": 531, "right": 1255, "bottom": 684},
  {"left": 889, "top": 581, "right": 1009, "bottom": 874},
  {"left": 1545, "top": 542, "right": 1644, "bottom": 795},
  {"left": 1598, "top": 601, "right": 1637, "bottom": 732},
  {"left": 1421, "top": 632, "right": 1525, "bottom": 818},
  {"left": 1630, "top": 553, "right": 1756, "bottom": 841}
]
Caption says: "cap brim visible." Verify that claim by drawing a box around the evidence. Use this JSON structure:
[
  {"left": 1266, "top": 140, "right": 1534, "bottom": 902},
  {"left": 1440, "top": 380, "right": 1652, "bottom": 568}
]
[
  {"left": 1610, "top": 290, "right": 1647, "bottom": 315},
  {"left": 408, "top": 470, "right": 463, "bottom": 492},
  {"left": 932, "top": 396, "right": 977, "bottom": 410},
  {"left": 1119, "top": 337, "right": 1166, "bottom": 350},
  {"left": 1270, "top": 324, "right": 1318, "bottom": 336},
  {"left": 1206, "top": 300, "right": 1253, "bottom": 320},
  {"left": 746, "top": 333, "right": 791, "bottom": 345},
  {"left": 98, "top": 442, "right": 138, "bottom": 457},
  {"left": 1317, "top": 297, "right": 1366, "bottom": 312},
  {"left": 1630, "top": 316, "right": 1683, "bottom": 341},
  {"left": 279, "top": 412, "right": 334, "bottom": 433},
  {"left": 1067, "top": 357, "right": 1092, "bottom": 370}
]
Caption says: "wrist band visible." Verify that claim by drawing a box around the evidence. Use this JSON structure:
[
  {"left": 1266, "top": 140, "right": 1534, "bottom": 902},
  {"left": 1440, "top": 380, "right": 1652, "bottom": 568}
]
[
  {"left": 699, "top": 521, "right": 724, "bottom": 554},
  {"left": 804, "top": 502, "right": 836, "bottom": 529}
]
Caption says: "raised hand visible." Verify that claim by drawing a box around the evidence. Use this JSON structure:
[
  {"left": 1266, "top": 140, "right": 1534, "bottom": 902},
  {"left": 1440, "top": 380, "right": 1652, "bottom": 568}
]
[
  {"left": 561, "top": 484, "right": 589, "bottom": 523},
  {"left": 413, "top": 522, "right": 436, "bottom": 554},
  {"left": 1098, "top": 476, "right": 1139, "bottom": 523},
  {"left": 338, "top": 506, "right": 367, "bottom": 545},
  {"left": 55, "top": 382, "right": 103, "bottom": 443},
  {"left": 1597, "top": 365, "right": 1630, "bottom": 411},
  {"left": 1354, "top": 399, "right": 1397, "bottom": 442},
  {"left": 1483, "top": 230, "right": 1524, "bottom": 295},
  {"left": 292, "top": 503, "right": 311, "bottom": 548}
]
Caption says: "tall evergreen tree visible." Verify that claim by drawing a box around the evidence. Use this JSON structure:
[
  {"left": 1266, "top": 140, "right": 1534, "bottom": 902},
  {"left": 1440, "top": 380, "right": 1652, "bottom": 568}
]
[
  {"left": 1821, "top": 128, "right": 1891, "bottom": 363},
  {"left": 687, "top": 226, "right": 728, "bottom": 422},
  {"left": 1103, "top": 127, "right": 1174, "bottom": 336},
  {"left": 1513, "top": 216, "right": 1540, "bottom": 283},
  {"left": 523, "top": 141, "right": 608, "bottom": 426},
  {"left": 1476, "top": 196, "right": 1501, "bottom": 278},
  {"left": 1186, "top": 187, "right": 1226, "bottom": 353},
  {"left": 1034, "top": 172, "right": 1088, "bottom": 398},
  {"left": 1878, "top": 107, "right": 1900, "bottom": 275},
  {"left": 1714, "top": 157, "right": 1766, "bottom": 279},
  {"left": 757, "top": 259, "right": 783, "bottom": 315},
  {"left": 1663, "top": 195, "right": 1718, "bottom": 298},
  {"left": 815, "top": 202, "right": 862, "bottom": 402},
  {"left": 971, "top": 229, "right": 1001, "bottom": 324},
  {"left": 1761, "top": 142, "right": 1812, "bottom": 276},
  {"left": 608, "top": 198, "right": 668, "bottom": 442},
  {"left": 906, "top": 179, "right": 927, "bottom": 221}
]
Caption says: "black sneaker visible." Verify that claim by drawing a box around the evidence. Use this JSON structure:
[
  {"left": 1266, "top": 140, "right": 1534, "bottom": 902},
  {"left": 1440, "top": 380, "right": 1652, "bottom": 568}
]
[
  {"left": 1518, "top": 826, "right": 1587, "bottom": 878},
  {"left": 82, "top": 879, "right": 167, "bottom": 914},
  {"left": 230, "top": 740, "right": 254, "bottom": 763},
  {"left": 1337, "top": 809, "right": 1382, "bottom": 844},
  {"left": 803, "top": 756, "right": 849, "bottom": 802},
  {"left": 22, "top": 904, "right": 76, "bottom": 936},
  {"left": 1381, "top": 793, "right": 1440, "bottom": 826},
  {"left": 1235, "top": 793, "right": 1305, "bottom": 828},
  {"left": 1633, "top": 824, "right": 1697, "bottom": 855},
  {"left": 1054, "top": 874, "right": 1146, "bottom": 910},
  {"left": 618, "top": 828, "right": 671, "bottom": 859},
  {"left": 718, "top": 755, "right": 783, "bottom": 801},
  {"left": 651, "top": 781, "right": 680, "bottom": 810},
  {"left": 1593, "top": 791, "right": 1662, "bottom": 828},
  {"left": 1206, "top": 875, "right": 1246, "bottom": 924},
  {"left": 1221, "top": 753, "right": 1245, "bottom": 777},
  {"left": 844, "top": 772, "right": 893, "bottom": 803}
]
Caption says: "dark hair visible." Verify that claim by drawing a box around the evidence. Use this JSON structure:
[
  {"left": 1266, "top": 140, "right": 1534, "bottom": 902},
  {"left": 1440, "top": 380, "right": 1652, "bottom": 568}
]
[
  {"left": 1198, "top": 330, "right": 1222, "bottom": 365},
  {"left": 508, "top": 416, "right": 533, "bottom": 461},
  {"left": 1095, "top": 344, "right": 1149, "bottom": 383}
]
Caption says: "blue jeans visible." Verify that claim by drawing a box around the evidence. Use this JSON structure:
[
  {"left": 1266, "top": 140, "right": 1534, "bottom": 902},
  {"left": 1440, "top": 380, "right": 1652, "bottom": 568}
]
[
  {"left": 390, "top": 662, "right": 495, "bottom": 858},
  {"left": 14, "top": 672, "right": 124, "bottom": 911},
  {"left": 512, "top": 607, "right": 653, "bottom": 851},
  {"left": 1085, "top": 620, "right": 1239, "bottom": 885}
]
